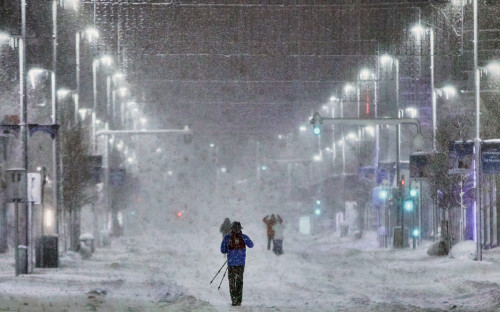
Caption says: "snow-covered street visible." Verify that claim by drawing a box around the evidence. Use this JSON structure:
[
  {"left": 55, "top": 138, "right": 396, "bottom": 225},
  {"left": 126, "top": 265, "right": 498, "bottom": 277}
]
[{"left": 1, "top": 219, "right": 500, "bottom": 312}]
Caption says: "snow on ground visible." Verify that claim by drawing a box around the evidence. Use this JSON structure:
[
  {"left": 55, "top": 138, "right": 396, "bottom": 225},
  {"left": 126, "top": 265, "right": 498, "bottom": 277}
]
[{"left": 1, "top": 219, "right": 500, "bottom": 311}]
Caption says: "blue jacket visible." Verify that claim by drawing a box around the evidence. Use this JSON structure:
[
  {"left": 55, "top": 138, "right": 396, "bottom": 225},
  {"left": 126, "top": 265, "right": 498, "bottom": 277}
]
[{"left": 220, "top": 232, "right": 254, "bottom": 266}]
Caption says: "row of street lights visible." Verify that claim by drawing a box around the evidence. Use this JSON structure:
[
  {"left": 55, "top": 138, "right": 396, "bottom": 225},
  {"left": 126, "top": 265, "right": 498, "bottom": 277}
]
[
  {"left": 0, "top": 0, "right": 142, "bottom": 274},
  {"left": 310, "top": 9, "right": 500, "bottom": 258}
]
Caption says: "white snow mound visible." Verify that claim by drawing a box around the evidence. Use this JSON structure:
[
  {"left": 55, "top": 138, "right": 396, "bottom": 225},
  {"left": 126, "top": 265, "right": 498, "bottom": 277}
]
[{"left": 449, "top": 240, "right": 476, "bottom": 260}]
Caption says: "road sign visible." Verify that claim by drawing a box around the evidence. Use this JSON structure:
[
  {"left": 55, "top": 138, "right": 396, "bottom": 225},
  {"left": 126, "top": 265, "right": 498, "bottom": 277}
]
[
  {"left": 410, "top": 153, "right": 432, "bottom": 178},
  {"left": 377, "top": 162, "right": 395, "bottom": 185},
  {"left": 110, "top": 168, "right": 126, "bottom": 186},
  {"left": 448, "top": 141, "right": 473, "bottom": 175},
  {"left": 27, "top": 173, "right": 42, "bottom": 204},
  {"left": 482, "top": 142, "right": 500, "bottom": 174}
]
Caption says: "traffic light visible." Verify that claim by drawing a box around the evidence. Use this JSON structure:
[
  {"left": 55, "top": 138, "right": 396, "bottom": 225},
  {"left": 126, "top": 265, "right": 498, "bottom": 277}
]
[
  {"left": 404, "top": 200, "right": 414, "bottom": 212},
  {"left": 379, "top": 189, "right": 388, "bottom": 200},
  {"left": 412, "top": 228, "right": 420, "bottom": 237},
  {"left": 310, "top": 112, "right": 322, "bottom": 135},
  {"left": 314, "top": 199, "right": 321, "bottom": 215},
  {"left": 410, "top": 183, "right": 419, "bottom": 197},
  {"left": 399, "top": 174, "right": 405, "bottom": 187}
]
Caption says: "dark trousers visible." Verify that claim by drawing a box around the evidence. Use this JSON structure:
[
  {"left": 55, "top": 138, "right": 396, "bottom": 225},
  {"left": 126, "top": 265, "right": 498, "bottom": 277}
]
[
  {"left": 273, "top": 239, "right": 283, "bottom": 255},
  {"left": 228, "top": 265, "right": 245, "bottom": 306}
]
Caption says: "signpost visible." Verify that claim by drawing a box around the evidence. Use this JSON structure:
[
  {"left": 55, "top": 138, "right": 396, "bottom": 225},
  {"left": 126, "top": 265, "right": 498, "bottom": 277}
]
[{"left": 6, "top": 168, "right": 27, "bottom": 276}]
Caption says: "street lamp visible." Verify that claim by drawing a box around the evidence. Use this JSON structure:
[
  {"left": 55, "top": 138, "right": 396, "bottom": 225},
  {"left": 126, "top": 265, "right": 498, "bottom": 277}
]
[
  {"left": 406, "top": 107, "right": 418, "bottom": 118},
  {"left": 358, "top": 68, "right": 379, "bottom": 169},
  {"left": 76, "top": 26, "right": 99, "bottom": 129},
  {"left": 3, "top": 2, "right": 28, "bottom": 275},
  {"left": 57, "top": 88, "right": 78, "bottom": 125},
  {"left": 436, "top": 85, "right": 457, "bottom": 99},
  {"left": 106, "top": 72, "right": 127, "bottom": 127},
  {"left": 28, "top": 68, "right": 59, "bottom": 257},
  {"left": 412, "top": 23, "right": 435, "bottom": 151},
  {"left": 472, "top": 60, "right": 500, "bottom": 260},
  {"left": 92, "top": 55, "right": 113, "bottom": 153},
  {"left": 380, "top": 54, "right": 401, "bottom": 188},
  {"left": 330, "top": 96, "right": 345, "bottom": 175},
  {"left": 28, "top": 68, "right": 56, "bottom": 126},
  {"left": 61, "top": 0, "right": 80, "bottom": 10}
]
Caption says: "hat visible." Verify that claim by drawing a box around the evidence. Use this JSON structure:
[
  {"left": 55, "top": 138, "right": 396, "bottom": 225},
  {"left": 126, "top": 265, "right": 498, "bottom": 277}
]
[{"left": 231, "top": 221, "right": 243, "bottom": 231}]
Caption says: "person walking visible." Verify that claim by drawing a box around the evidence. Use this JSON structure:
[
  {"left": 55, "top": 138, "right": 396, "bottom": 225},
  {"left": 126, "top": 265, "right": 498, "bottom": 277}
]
[
  {"left": 220, "top": 221, "right": 254, "bottom": 306},
  {"left": 220, "top": 218, "right": 232, "bottom": 238},
  {"left": 272, "top": 215, "right": 285, "bottom": 255},
  {"left": 262, "top": 214, "right": 276, "bottom": 250}
]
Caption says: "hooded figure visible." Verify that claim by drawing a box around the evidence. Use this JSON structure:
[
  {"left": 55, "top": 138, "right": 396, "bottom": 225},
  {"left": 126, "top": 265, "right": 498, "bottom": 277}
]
[
  {"left": 220, "top": 221, "right": 254, "bottom": 306},
  {"left": 220, "top": 218, "right": 232, "bottom": 238}
]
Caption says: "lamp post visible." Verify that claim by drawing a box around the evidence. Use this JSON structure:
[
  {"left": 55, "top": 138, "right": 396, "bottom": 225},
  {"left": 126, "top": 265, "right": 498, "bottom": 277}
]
[
  {"left": 473, "top": 0, "right": 481, "bottom": 260},
  {"left": 358, "top": 69, "right": 379, "bottom": 170},
  {"left": 76, "top": 27, "right": 99, "bottom": 126},
  {"left": 92, "top": 55, "right": 113, "bottom": 154},
  {"left": 412, "top": 24, "right": 435, "bottom": 151},
  {"left": 29, "top": 68, "right": 59, "bottom": 252},
  {"left": 20, "top": 0, "right": 28, "bottom": 275},
  {"left": 110, "top": 72, "right": 125, "bottom": 126},
  {"left": 345, "top": 83, "right": 361, "bottom": 159},
  {"left": 0, "top": 24, "right": 28, "bottom": 275},
  {"left": 333, "top": 95, "right": 346, "bottom": 176},
  {"left": 380, "top": 54, "right": 400, "bottom": 185},
  {"left": 57, "top": 88, "right": 78, "bottom": 125},
  {"left": 114, "top": 86, "right": 128, "bottom": 127},
  {"left": 328, "top": 96, "right": 338, "bottom": 171},
  {"left": 473, "top": 56, "right": 500, "bottom": 260}
]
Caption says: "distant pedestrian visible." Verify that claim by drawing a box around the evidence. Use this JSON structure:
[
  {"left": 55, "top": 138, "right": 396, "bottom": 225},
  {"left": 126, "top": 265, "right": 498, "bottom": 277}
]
[
  {"left": 262, "top": 214, "right": 277, "bottom": 250},
  {"left": 220, "top": 221, "right": 254, "bottom": 307},
  {"left": 220, "top": 218, "right": 232, "bottom": 238},
  {"left": 272, "top": 215, "right": 285, "bottom": 255}
]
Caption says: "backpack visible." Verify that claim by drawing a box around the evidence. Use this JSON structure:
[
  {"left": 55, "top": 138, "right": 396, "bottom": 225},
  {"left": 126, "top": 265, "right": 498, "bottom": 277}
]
[{"left": 228, "top": 231, "right": 246, "bottom": 250}]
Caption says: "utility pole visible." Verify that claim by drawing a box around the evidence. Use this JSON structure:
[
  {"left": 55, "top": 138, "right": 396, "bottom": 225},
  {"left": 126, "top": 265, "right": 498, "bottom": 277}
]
[
  {"left": 17, "top": 0, "right": 28, "bottom": 276},
  {"left": 473, "top": 0, "right": 482, "bottom": 261}
]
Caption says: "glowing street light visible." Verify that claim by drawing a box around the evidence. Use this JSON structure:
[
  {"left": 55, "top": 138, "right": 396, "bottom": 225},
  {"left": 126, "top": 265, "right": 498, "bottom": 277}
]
[
  {"left": 380, "top": 54, "right": 401, "bottom": 188},
  {"left": 436, "top": 85, "right": 458, "bottom": 99},
  {"left": 484, "top": 61, "right": 500, "bottom": 77},
  {"left": 92, "top": 55, "right": 114, "bottom": 153},
  {"left": 0, "top": 31, "right": 10, "bottom": 43},
  {"left": 60, "top": 0, "right": 80, "bottom": 10},
  {"left": 57, "top": 88, "right": 79, "bottom": 124},
  {"left": 406, "top": 107, "right": 418, "bottom": 118},
  {"left": 359, "top": 68, "right": 375, "bottom": 81},
  {"left": 75, "top": 26, "right": 99, "bottom": 130},
  {"left": 56, "top": 88, "right": 71, "bottom": 98}
]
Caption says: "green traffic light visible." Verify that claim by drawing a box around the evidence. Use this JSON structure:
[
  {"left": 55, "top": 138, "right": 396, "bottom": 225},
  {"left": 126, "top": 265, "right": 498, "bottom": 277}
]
[
  {"left": 410, "top": 189, "right": 418, "bottom": 197},
  {"left": 310, "top": 112, "right": 322, "bottom": 136},
  {"left": 412, "top": 228, "right": 420, "bottom": 237},
  {"left": 404, "top": 200, "right": 413, "bottom": 211},
  {"left": 379, "top": 189, "right": 388, "bottom": 200}
]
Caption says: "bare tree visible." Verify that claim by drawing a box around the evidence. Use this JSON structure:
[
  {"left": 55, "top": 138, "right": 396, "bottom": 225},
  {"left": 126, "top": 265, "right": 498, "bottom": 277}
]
[{"left": 60, "top": 124, "right": 95, "bottom": 250}]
